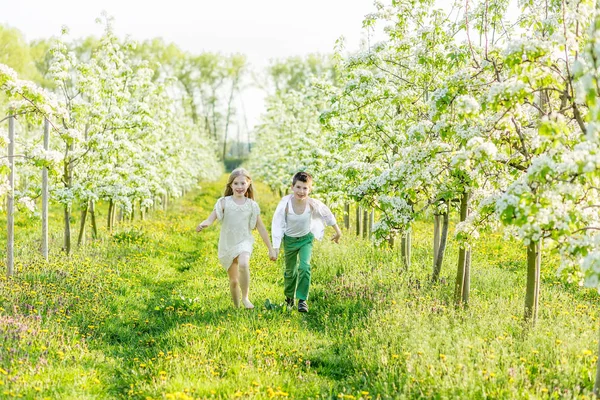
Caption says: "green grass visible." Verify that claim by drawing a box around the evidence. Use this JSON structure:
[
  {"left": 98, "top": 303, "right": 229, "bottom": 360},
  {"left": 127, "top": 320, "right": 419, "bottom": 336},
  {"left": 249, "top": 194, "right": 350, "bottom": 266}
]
[{"left": 0, "top": 176, "right": 598, "bottom": 399}]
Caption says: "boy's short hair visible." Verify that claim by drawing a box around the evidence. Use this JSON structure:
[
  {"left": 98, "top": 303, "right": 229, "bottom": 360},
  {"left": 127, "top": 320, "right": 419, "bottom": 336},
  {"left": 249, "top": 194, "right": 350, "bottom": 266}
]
[{"left": 292, "top": 171, "right": 313, "bottom": 186}]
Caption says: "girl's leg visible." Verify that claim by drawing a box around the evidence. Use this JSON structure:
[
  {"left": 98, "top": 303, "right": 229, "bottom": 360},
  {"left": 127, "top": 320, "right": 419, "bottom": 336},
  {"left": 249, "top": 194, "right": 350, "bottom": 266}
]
[
  {"left": 237, "top": 252, "right": 254, "bottom": 309},
  {"left": 227, "top": 259, "right": 240, "bottom": 307}
]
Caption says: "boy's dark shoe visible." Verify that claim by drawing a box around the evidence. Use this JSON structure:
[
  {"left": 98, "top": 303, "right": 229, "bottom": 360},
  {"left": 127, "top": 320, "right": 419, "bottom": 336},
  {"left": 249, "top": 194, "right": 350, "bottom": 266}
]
[
  {"left": 285, "top": 297, "right": 294, "bottom": 308},
  {"left": 298, "top": 300, "right": 308, "bottom": 313}
]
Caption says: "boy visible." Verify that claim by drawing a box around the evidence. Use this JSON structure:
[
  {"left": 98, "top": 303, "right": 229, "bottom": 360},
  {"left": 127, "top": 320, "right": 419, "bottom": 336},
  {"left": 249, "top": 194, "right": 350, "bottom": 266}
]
[{"left": 271, "top": 171, "right": 342, "bottom": 313}]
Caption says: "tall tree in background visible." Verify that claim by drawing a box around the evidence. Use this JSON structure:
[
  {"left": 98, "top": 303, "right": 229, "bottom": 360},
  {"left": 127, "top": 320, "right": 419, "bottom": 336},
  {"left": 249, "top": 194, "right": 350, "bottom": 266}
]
[
  {"left": 266, "top": 54, "right": 336, "bottom": 94},
  {"left": 0, "top": 25, "right": 41, "bottom": 82},
  {"left": 222, "top": 54, "right": 247, "bottom": 160}
]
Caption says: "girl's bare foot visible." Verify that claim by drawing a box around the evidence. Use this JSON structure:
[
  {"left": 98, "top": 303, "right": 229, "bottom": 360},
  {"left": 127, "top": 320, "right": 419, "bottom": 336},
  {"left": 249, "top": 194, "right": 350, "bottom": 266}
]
[{"left": 242, "top": 298, "right": 254, "bottom": 309}]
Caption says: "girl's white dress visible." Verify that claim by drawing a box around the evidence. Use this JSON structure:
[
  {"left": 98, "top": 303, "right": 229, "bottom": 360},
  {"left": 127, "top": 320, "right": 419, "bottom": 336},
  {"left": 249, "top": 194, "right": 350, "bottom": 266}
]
[{"left": 214, "top": 196, "right": 260, "bottom": 269}]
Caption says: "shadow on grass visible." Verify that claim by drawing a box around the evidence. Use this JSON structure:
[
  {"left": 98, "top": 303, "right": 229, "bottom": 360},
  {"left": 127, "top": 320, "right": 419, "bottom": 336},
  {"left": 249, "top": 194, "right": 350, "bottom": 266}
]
[
  {"left": 292, "top": 277, "right": 380, "bottom": 382},
  {"left": 67, "top": 231, "right": 235, "bottom": 397},
  {"left": 87, "top": 269, "right": 241, "bottom": 397}
]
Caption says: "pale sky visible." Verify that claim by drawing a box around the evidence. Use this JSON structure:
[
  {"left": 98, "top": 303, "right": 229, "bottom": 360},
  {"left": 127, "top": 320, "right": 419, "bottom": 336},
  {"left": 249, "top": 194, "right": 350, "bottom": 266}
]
[{"left": 3, "top": 0, "right": 378, "bottom": 132}]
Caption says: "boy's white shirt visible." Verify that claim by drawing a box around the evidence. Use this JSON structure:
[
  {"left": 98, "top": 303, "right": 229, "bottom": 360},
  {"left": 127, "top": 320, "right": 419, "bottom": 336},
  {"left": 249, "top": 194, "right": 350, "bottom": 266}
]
[{"left": 271, "top": 194, "right": 337, "bottom": 249}]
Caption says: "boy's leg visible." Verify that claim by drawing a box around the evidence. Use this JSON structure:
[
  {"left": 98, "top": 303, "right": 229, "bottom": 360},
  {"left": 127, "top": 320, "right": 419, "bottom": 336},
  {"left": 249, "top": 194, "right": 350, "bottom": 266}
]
[
  {"left": 295, "top": 234, "right": 314, "bottom": 301},
  {"left": 283, "top": 236, "right": 300, "bottom": 300}
]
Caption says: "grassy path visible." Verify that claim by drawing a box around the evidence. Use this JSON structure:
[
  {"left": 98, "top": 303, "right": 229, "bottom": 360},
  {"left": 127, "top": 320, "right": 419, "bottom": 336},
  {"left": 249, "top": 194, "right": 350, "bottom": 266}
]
[{"left": 0, "top": 176, "right": 599, "bottom": 399}]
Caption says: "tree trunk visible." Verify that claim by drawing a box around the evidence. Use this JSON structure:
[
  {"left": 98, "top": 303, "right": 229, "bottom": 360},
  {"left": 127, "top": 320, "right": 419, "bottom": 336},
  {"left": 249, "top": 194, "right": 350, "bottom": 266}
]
[
  {"left": 344, "top": 203, "right": 350, "bottom": 230},
  {"left": 77, "top": 204, "right": 88, "bottom": 247},
  {"left": 63, "top": 143, "right": 73, "bottom": 255},
  {"left": 432, "top": 204, "right": 449, "bottom": 282},
  {"left": 402, "top": 229, "right": 412, "bottom": 270},
  {"left": 204, "top": 116, "right": 212, "bottom": 139},
  {"left": 107, "top": 200, "right": 114, "bottom": 231},
  {"left": 591, "top": 5, "right": 600, "bottom": 388},
  {"left": 369, "top": 210, "right": 374, "bottom": 236},
  {"left": 401, "top": 234, "right": 407, "bottom": 268},
  {"left": 41, "top": 119, "right": 49, "bottom": 261},
  {"left": 181, "top": 81, "right": 199, "bottom": 124},
  {"left": 362, "top": 209, "right": 368, "bottom": 239},
  {"left": 211, "top": 90, "right": 219, "bottom": 143},
  {"left": 356, "top": 205, "right": 362, "bottom": 237},
  {"left": 463, "top": 249, "right": 471, "bottom": 304},
  {"left": 434, "top": 214, "right": 441, "bottom": 262},
  {"left": 90, "top": 201, "right": 98, "bottom": 239},
  {"left": 455, "top": 191, "right": 471, "bottom": 307},
  {"left": 7, "top": 111, "right": 15, "bottom": 276},
  {"left": 111, "top": 202, "right": 117, "bottom": 229},
  {"left": 594, "top": 326, "right": 600, "bottom": 396},
  {"left": 524, "top": 240, "right": 542, "bottom": 325},
  {"left": 222, "top": 82, "right": 236, "bottom": 160},
  {"left": 64, "top": 206, "right": 71, "bottom": 254},
  {"left": 406, "top": 230, "right": 412, "bottom": 269}
]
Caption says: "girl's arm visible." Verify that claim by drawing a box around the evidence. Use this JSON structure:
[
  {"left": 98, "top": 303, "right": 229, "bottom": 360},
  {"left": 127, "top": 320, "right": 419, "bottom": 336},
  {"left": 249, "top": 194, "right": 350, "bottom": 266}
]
[
  {"left": 256, "top": 215, "right": 277, "bottom": 261},
  {"left": 196, "top": 209, "right": 217, "bottom": 231},
  {"left": 197, "top": 198, "right": 224, "bottom": 232}
]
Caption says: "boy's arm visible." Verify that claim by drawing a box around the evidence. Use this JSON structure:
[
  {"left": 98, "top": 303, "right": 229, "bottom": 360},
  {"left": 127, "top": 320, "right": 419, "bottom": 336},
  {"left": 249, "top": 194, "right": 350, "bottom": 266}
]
[
  {"left": 312, "top": 199, "right": 340, "bottom": 242},
  {"left": 331, "top": 223, "right": 342, "bottom": 243},
  {"left": 312, "top": 198, "right": 337, "bottom": 227},
  {"left": 271, "top": 196, "right": 287, "bottom": 253},
  {"left": 256, "top": 216, "right": 277, "bottom": 261}
]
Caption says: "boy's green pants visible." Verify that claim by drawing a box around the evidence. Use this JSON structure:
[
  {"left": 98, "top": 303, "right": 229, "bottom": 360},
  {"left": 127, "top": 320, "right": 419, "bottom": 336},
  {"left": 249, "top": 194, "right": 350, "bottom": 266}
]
[{"left": 283, "top": 233, "right": 314, "bottom": 301}]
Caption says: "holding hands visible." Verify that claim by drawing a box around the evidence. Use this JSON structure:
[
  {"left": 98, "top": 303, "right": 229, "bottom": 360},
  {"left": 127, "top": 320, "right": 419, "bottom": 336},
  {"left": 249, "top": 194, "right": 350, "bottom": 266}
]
[{"left": 197, "top": 213, "right": 278, "bottom": 262}]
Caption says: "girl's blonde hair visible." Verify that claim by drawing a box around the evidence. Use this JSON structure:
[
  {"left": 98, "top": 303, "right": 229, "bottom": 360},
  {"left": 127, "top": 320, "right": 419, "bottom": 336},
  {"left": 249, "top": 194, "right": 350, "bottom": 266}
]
[{"left": 224, "top": 168, "right": 254, "bottom": 200}]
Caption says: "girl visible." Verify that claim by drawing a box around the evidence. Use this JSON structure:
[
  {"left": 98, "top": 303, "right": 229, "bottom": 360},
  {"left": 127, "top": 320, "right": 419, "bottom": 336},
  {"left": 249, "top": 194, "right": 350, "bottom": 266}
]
[{"left": 197, "top": 168, "right": 277, "bottom": 309}]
